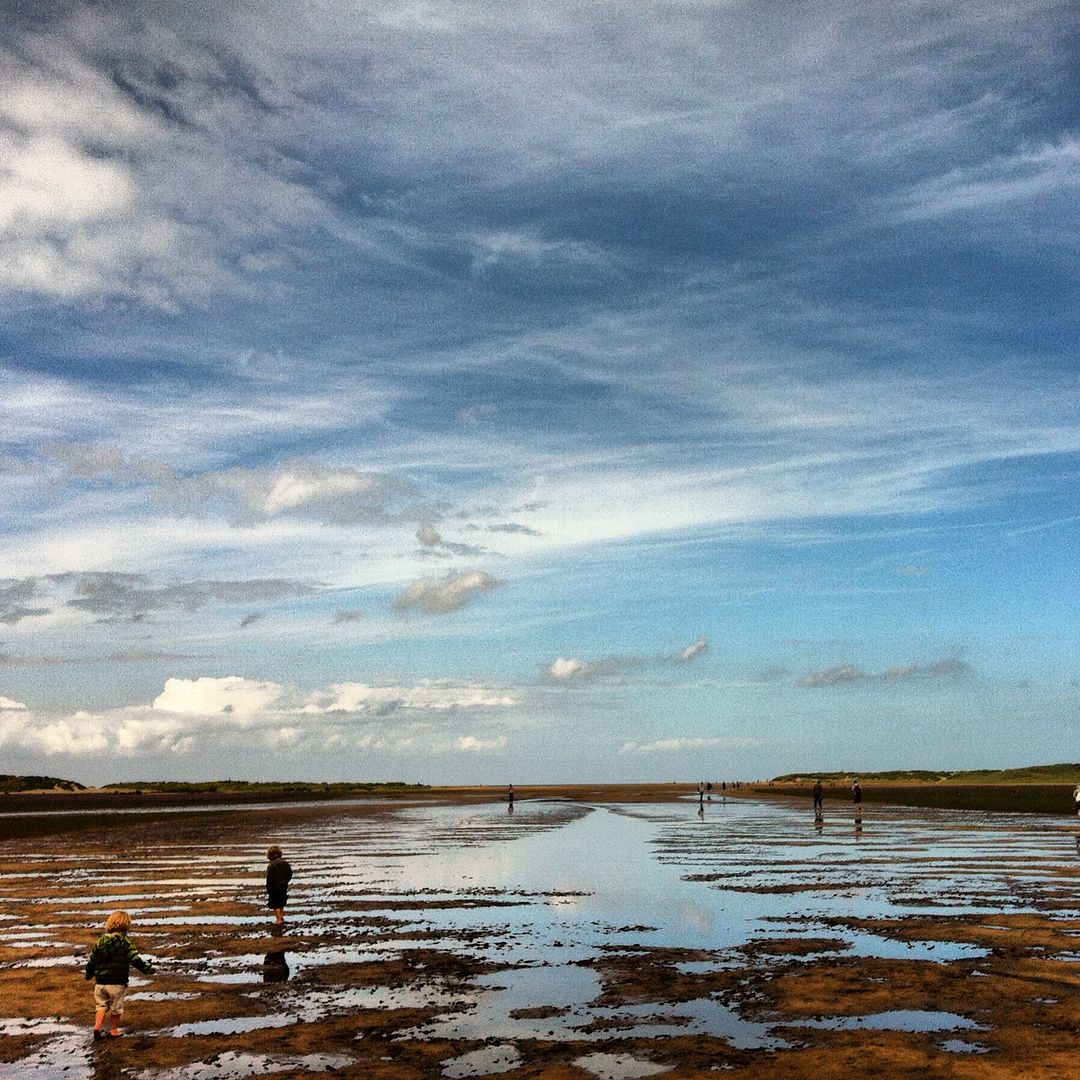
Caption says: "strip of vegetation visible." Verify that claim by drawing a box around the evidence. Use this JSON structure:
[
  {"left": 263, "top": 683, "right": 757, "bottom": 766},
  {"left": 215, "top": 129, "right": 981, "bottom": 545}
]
[
  {"left": 101, "top": 780, "right": 428, "bottom": 795},
  {"left": 772, "top": 763, "right": 1080, "bottom": 785},
  {"left": 0, "top": 774, "right": 85, "bottom": 793},
  {"left": 756, "top": 782, "right": 1078, "bottom": 816}
]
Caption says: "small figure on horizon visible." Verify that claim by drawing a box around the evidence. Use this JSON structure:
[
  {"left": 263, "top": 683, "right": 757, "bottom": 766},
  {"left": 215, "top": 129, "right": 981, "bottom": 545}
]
[
  {"left": 508, "top": 784, "right": 514, "bottom": 805},
  {"left": 697, "top": 781, "right": 705, "bottom": 805},
  {"left": 852, "top": 779, "right": 862, "bottom": 805},
  {"left": 266, "top": 845, "right": 293, "bottom": 926},
  {"left": 706, "top": 781, "right": 713, "bottom": 801},
  {"left": 812, "top": 779, "right": 824, "bottom": 814},
  {"left": 85, "top": 910, "right": 154, "bottom": 1040}
]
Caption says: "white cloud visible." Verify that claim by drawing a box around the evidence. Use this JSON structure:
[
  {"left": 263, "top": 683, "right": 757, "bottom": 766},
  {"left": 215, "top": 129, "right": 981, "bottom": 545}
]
[
  {"left": 896, "top": 137, "right": 1080, "bottom": 220},
  {"left": 469, "top": 229, "right": 613, "bottom": 273},
  {"left": 621, "top": 737, "right": 766, "bottom": 753},
  {"left": 0, "top": 673, "right": 518, "bottom": 760},
  {"left": 0, "top": 130, "right": 181, "bottom": 301},
  {"left": 544, "top": 657, "right": 602, "bottom": 681},
  {"left": 152, "top": 676, "right": 287, "bottom": 717},
  {"left": 308, "top": 681, "right": 516, "bottom": 713},
  {"left": 450, "top": 735, "right": 508, "bottom": 752},
  {"left": 165, "top": 462, "right": 406, "bottom": 525},
  {"left": 676, "top": 636, "right": 709, "bottom": 663},
  {"left": 393, "top": 570, "right": 502, "bottom": 614}
]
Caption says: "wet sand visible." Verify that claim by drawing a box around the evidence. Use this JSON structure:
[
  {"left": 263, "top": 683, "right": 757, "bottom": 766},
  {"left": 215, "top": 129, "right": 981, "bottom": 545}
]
[{"left": 1, "top": 789, "right": 1080, "bottom": 1078}]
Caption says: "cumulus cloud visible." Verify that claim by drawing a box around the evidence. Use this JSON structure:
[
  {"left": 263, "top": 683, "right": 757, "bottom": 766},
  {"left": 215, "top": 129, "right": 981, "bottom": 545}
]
[
  {"left": 544, "top": 657, "right": 608, "bottom": 681},
  {"left": 0, "top": 675, "right": 517, "bottom": 759},
  {"left": 153, "top": 676, "right": 287, "bottom": 717},
  {"left": 799, "top": 656, "right": 971, "bottom": 687},
  {"left": 449, "top": 735, "right": 508, "bottom": 752},
  {"left": 393, "top": 570, "right": 502, "bottom": 614}
]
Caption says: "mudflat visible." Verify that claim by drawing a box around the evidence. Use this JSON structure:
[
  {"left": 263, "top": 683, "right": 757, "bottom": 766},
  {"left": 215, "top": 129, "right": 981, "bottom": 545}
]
[{"left": 1, "top": 787, "right": 1079, "bottom": 1079}]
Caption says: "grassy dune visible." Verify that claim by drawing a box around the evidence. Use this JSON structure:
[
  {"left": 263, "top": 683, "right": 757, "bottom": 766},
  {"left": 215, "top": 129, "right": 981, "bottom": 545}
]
[
  {"left": 772, "top": 763, "right": 1080, "bottom": 784},
  {"left": 761, "top": 765, "right": 1080, "bottom": 815}
]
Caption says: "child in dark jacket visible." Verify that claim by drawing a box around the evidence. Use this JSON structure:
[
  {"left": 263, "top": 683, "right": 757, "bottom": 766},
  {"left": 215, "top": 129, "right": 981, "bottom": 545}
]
[
  {"left": 266, "top": 845, "right": 293, "bottom": 925},
  {"left": 85, "top": 910, "right": 154, "bottom": 1039}
]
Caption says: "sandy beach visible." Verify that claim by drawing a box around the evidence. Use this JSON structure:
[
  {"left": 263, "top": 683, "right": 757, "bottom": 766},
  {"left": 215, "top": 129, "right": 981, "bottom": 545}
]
[{"left": 1, "top": 787, "right": 1079, "bottom": 1079}]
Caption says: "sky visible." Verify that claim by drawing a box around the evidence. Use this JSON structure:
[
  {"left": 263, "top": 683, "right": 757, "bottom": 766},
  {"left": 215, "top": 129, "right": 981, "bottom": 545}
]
[{"left": 1, "top": 0, "right": 1079, "bottom": 786}]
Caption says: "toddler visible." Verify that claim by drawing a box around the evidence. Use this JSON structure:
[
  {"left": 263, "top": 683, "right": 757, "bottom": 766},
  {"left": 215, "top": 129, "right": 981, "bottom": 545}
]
[{"left": 84, "top": 910, "right": 154, "bottom": 1039}]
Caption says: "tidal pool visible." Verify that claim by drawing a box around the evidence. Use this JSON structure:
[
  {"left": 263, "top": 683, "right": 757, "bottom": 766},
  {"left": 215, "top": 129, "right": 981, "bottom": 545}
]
[{"left": 1, "top": 794, "right": 1079, "bottom": 1077}]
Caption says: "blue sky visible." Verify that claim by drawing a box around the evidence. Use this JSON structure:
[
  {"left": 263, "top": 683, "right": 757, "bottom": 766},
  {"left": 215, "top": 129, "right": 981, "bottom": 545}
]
[{"left": 1, "top": 0, "right": 1079, "bottom": 785}]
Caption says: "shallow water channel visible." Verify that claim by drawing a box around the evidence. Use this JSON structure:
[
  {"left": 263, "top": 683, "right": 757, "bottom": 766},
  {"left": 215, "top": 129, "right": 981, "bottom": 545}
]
[{"left": 1, "top": 795, "right": 1078, "bottom": 1077}]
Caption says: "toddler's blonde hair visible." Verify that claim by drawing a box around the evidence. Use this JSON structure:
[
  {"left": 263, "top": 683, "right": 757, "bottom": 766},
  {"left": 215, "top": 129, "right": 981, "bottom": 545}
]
[{"left": 104, "top": 911, "right": 132, "bottom": 934}]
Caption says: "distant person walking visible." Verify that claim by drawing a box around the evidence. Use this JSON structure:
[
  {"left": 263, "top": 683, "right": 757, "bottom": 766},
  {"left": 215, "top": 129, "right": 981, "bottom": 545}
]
[
  {"left": 85, "top": 910, "right": 154, "bottom": 1040},
  {"left": 852, "top": 780, "right": 862, "bottom": 805},
  {"left": 508, "top": 784, "right": 514, "bottom": 806},
  {"left": 265, "top": 846, "right": 293, "bottom": 926},
  {"left": 812, "top": 780, "right": 824, "bottom": 812}
]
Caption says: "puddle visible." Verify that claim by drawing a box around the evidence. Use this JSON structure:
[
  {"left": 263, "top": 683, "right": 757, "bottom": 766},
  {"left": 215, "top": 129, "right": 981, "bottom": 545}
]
[
  {"left": 0, "top": 1026, "right": 90, "bottom": 1080},
  {"left": 403, "top": 965, "right": 783, "bottom": 1051},
  {"left": 443, "top": 1043, "right": 522, "bottom": 1077},
  {"left": 127, "top": 991, "right": 201, "bottom": 1001},
  {"left": 789, "top": 1010, "right": 983, "bottom": 1033},
  {"left": 134, "top": 1052, "right": 354, "bottom": 1079},
  {"left": 162, "top": 982, "right": 467, "bottom": 1035},
  {"left": 573, "top": 1052, "right": 670, "bottom": 1079},
  {"left": 940, "top": 1038, "right": 991, "bottom": 1054}
]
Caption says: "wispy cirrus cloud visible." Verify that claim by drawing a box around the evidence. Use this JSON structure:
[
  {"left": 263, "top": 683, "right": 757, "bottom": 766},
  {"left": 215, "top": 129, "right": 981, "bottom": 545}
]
[
  {"left": 621, "top": 737, "right": 767, "bottom": 753},
  {"left": 894, "top": 138, "right": 1080, "bottom": 221}
]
